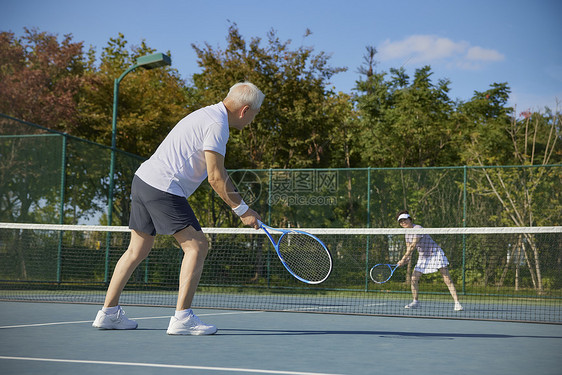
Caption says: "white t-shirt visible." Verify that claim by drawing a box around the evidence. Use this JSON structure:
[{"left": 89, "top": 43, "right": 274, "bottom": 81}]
[{"left": 135, "top": 102, "right": 229, "bottom": 198}]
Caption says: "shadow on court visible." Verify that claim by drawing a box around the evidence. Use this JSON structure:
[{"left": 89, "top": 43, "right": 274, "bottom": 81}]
[{"left": 218, "top": 328, "right": 562, "bottom": 340}]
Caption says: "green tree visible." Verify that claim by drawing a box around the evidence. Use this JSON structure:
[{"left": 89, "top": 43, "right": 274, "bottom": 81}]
[
  {"left": 191, "top": 23, "right": 348, "bottom": 169},
  {"left": 74, "top": 34, "right": 192, "bottom": 225},
  {"left": 457, "top": 83, "right": 514, "bottom": 166},
  {"left": 77, "top": 33, "right": 190, "bottom": 157},
  {"left": 461, "top": 90, "right": 561, "bottom": 291},
  {"left": 355, "top": 50, "right": 460, "bottom": 168}
]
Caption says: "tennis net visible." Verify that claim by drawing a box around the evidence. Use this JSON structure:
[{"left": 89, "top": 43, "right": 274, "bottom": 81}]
[{"left": 0, "top": 223, "right": 561, "bottom": 323}]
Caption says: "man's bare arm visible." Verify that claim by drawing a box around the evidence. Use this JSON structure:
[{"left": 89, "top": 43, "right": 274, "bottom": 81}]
[{"left": 205, "top": 150, "right": 261, "bottom": 228}]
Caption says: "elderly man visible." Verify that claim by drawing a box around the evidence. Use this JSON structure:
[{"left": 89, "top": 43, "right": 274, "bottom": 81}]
[{"left": 93, "top": 82, "right": 265, "bottom": 335}]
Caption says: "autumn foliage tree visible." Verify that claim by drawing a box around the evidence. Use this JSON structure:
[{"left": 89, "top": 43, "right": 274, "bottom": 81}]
[{"left": 0, "top": 28, "right": 87, "bottom": 134}]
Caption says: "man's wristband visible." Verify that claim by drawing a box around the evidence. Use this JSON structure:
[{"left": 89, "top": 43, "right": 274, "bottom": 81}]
[{"left": 232, "top": 201, "right": 249, "bottom": 216}]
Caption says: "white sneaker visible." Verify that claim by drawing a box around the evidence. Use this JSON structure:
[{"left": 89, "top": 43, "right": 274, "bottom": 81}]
[
  {"left": 404, "top": 300, "right": 420, "bottom": 309},
  {"left": 454, "top": 302, "right": 464, "bottom": 311},
  {"left": 167, "top": 312, "right": 217, "bottom": 336},
  {"left": 92, "top": 306, "right": 138, "bottom": 330}
]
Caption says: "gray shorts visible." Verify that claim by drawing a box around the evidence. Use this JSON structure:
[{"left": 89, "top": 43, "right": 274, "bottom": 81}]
[{"left": 129, "top": 175, "right": 201, "bottom": 236}]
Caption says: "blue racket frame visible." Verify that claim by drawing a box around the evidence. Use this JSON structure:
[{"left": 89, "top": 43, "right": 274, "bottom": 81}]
[
  {"left": 259, "top": 221, "right": 333, "bottom": 284},
  {"left": 369, "top": 263, "right": 399, "bottom": 284}
]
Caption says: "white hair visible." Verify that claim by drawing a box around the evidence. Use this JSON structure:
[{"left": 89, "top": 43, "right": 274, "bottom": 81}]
[{"left": 226, "top": 82, "right": 265, "bottom": 110}]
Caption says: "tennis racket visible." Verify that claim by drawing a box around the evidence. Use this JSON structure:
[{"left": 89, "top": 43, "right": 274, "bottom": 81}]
[
  {"left": 369, "top": 264, "right": 399, "bottom": 284},
  {"left": 258, "top": 221, "right": 333, "bottom": 284}
]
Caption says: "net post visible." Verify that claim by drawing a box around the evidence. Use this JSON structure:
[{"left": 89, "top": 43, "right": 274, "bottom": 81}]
[
  {"left": 104, "top": 232, "right": 111, "bottom": 284},
  {"left": 144, "top": 257, "right": 149, "bottom": 283},
  {"left": 266, "top": 168, "right": 273, "bottom": 289},
  {"left": 56, "top": 134, "right": 68, "bottom": 284},
  {"left": 364, "top": 167, "right": 372, "bottom": 292},
  {"left": 462, "top": 165, "right": 467, "bottom": 294}
]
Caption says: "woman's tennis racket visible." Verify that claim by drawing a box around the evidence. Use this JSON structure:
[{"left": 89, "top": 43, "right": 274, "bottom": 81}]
[
  {"left": 369, "top": 264, "right": 399, "bottom": 284},
  {"left": 259, "top": 221, "right": 333, "bottom": 284}
]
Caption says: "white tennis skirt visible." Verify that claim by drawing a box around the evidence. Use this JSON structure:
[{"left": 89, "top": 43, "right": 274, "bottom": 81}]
[{"left": 415, "top": 249, "right": 449, "bottom": 274}]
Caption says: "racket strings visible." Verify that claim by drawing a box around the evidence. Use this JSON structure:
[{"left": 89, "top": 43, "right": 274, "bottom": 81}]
[
  {"left": 277, "top": 233, "right": 332, "bottom": 283},
  {"left": 370, "top": 265, "right": 392, "bottom": 283}
]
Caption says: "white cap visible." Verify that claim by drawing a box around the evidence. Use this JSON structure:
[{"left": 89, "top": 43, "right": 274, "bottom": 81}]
[{"left": 397, "top": 213, "right": 411, "bottom": 221}]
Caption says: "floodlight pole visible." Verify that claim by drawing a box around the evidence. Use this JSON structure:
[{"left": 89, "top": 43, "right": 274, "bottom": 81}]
[
  {"left": 105, "top": 53, "right": 171, "bottom": 283},
  {"left": 107, "top": 65, "right": 139, "bottom": 229},
  {"left": 107, "top": 53, "right": 171, "bottom": 228}
]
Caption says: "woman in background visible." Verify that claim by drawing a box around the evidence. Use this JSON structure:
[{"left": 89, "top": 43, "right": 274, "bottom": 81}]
[{"left": 396, "top": 210, "right": 463, "bottom": 311}]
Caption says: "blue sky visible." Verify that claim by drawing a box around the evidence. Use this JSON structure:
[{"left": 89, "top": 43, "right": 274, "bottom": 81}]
[{"left": 3, "top": 0, "right": 561, "bottom": 113}]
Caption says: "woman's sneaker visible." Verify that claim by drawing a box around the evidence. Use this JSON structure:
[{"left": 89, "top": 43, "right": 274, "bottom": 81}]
[
  {"left": 404, "top": 300, "right": 420, "bottom": 309},
  {"left": 92, "top": 306, "right": 138, "bottom": 330},
  {"left": 454, "top": 302, "right": 464, "bottom": 311},
  {"left": 166, "top": 312, "right": 217, "bottom": 335}
]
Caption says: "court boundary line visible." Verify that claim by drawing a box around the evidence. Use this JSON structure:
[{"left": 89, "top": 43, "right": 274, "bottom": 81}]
[
  {"left": 0, "top": 356, "right": 344, "bottom": 375},
  {"left": 0, "top": 310, "right": 265, "bottom": 329}
]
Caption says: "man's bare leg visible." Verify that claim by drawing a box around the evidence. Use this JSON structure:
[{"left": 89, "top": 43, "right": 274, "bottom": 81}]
[
  {"left": 166, "top": 226, "right": 217, "bottom": 335},
  {"left": 103, "top": 230, "right": 155, "bottom": 308},
  {"left": 173, "top": 226, "right": 209, "bottom": 310}
]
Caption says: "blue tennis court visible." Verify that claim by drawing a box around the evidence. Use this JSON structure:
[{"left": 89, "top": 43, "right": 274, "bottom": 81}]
[{"left": 1, "top": 301, "right": 561, "bottom": 375}]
